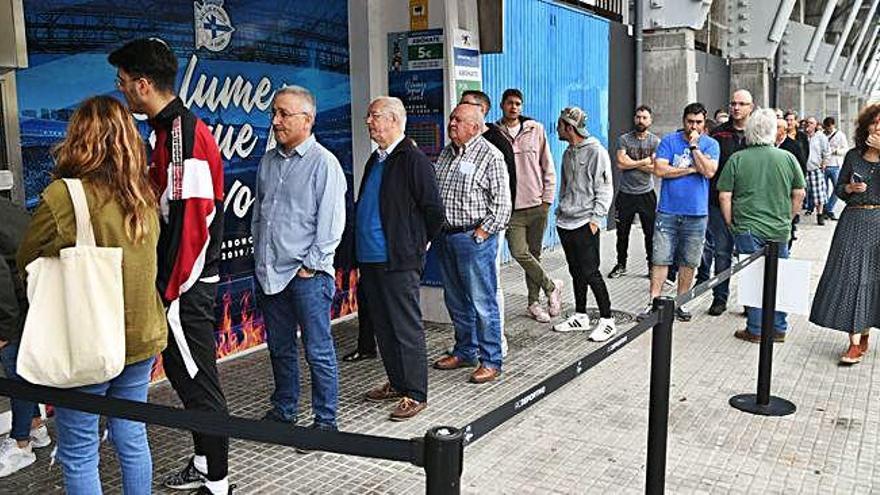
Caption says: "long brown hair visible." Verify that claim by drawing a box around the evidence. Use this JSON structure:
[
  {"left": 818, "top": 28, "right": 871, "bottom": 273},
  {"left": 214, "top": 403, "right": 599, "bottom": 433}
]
[{"left": 52, "top": 96, "right": 156, "bottom": 243}]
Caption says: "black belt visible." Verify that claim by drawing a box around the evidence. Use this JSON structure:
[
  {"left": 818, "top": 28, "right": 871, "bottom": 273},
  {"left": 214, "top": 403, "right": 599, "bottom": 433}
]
[{"left": 443, "top": 222, "right": 481, "bottom": 234}]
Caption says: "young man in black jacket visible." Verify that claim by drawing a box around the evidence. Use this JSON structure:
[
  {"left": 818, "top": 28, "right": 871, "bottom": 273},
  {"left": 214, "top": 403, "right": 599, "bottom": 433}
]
[{"left": 358, "top": 97, "right": 445, "bottom": 420}]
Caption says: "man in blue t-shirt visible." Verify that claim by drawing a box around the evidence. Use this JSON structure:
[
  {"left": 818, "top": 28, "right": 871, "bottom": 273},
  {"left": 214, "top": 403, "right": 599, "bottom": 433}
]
[{"left": 638, "top": 102, "right": 720, "bottom": 322}]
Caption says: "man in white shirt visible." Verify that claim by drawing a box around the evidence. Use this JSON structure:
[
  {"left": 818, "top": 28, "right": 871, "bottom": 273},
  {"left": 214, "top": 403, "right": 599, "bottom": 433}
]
[{"left": 822, "top": 116, "right": 848, "bottom": 221}]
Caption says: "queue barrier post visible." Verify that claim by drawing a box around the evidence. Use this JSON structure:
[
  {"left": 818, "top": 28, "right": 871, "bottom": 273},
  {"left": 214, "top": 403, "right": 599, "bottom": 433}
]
[
  {"left": 424, "top": 426, "right": 463, "bottom": 495},
  {"left": 646, "top": 296, "right": 675, "bottom": 495},
  {"left": 729, "top": 241, "right": 796, "bottom": 416}
]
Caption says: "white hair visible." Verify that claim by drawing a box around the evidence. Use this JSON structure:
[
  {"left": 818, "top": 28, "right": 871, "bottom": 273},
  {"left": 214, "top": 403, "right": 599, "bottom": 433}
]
[
  {"left": 370, "top": 96, "right": 407, "bottom": 131},
  {"left": 273, "top": 85, "right": 316, "bottom": 117},
  {"left": 745, "top": 108, "right": 777, "bottom": 146}
]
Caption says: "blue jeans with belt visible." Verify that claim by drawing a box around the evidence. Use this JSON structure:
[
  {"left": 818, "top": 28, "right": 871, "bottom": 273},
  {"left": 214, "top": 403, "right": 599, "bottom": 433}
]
[
  {"left": 733, "top": 232, "right": 789, "bottom": 335},
  {"left": 0, "top": 342, "right": 40, "bottom": 441}
]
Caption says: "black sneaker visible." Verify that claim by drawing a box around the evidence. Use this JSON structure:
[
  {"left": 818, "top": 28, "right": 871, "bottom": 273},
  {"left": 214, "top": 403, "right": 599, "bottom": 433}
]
[
  {"left": 163, "top": 457, "right": 207, "bottom": 491},
  {"left": 262, "top": 408, "right": 297, "bottom": 424},
  {"left": 707, "top": 299, "right": 727, "bottom": 316},
  {"left": 817, "top": 214, "right": 825, "bottom": 225},
  {"left": 608, "top": 264, "right": 627, "bottom": 278},
  {"left": 296, "top": 422, "right": 338, "bottom": 454},
  {"left": 825, "top": 211, "right": 837, "bottom": 221},
  {"left": 675, "top": 307, "right": 692, "bottom": 322}
]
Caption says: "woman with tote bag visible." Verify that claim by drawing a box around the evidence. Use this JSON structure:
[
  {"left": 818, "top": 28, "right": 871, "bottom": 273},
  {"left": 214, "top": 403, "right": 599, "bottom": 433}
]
[{"left": 17, "top": 96, "right": 167, "bottom": 494}]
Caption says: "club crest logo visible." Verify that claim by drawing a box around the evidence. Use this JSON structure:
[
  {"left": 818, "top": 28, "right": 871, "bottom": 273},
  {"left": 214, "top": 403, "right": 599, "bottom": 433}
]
[{"left": 194, "top": 0, "right": 235, "bottom": 52}]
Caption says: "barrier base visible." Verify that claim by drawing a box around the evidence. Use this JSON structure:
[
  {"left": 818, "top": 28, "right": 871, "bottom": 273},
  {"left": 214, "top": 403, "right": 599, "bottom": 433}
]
[{"left": 729, "top": 394, "right": 796, "bottom": 416}]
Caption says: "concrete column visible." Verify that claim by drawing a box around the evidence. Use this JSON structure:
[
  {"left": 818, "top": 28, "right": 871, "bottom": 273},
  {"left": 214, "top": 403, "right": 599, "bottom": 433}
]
[
  {"left": 643, "top": 29, "right": 698, "bottom": 136},
  {"left": 777, "top": 75, "right": 805, "bottom": 115},
  {"left": 824, "top": 89, "right": 841, "bottom": 121},
  {"left": 729, "top": 58, "right": 771, "bottom": 108},
  {"left": 803, "top": 82, "right": 827, "bottom": 119},
  {"left": 850, "top": 96, "right": 863, "bottom": 134}
]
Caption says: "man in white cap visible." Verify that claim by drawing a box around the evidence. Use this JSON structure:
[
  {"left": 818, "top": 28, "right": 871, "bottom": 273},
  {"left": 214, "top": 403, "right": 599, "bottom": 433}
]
[{"left": 552, "top": 107, "right": 616, "bottom": 341}]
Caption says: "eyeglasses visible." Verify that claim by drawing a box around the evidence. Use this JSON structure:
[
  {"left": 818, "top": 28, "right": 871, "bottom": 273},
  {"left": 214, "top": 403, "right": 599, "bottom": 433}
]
[
  {"left": 270, "top": 109, "right": 309, "bottom": 120},
  {"left": 115, "top": 75, "right": 137, "bottom": 88},
  {"left": 364, "top": 111, "right": 389, "bottom": 122},
  {"left": 729, "top": 101, "right": 752, "bottom": 107}
]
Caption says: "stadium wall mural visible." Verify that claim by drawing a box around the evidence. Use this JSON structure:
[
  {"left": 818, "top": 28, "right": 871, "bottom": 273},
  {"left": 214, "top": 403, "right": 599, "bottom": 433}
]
[{"left": 17, "top": 0, "right": 355, "bottom": 379}]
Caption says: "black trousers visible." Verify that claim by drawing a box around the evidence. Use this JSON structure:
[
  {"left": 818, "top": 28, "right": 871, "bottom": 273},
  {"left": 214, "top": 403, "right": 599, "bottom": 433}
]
[
  {"left": 614, "top": 190, "right": 656, "bottom": 267},
  {"left": 558, "top": 224, "right": 612, "bottom": 318},
  {"left": 359, "top": 264, "right": 428, "bottom": 402},
  {"left": 162, "top": 281, "right": 229, "bottom": 481},
  {"left": 354, "top": 285, "right": 377, "bottom": 354}
]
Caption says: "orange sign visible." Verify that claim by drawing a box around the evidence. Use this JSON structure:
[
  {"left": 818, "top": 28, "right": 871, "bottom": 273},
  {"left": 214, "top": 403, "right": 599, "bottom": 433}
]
[{"left": 410, "top": 0, "right": 428, "bottom": 30}]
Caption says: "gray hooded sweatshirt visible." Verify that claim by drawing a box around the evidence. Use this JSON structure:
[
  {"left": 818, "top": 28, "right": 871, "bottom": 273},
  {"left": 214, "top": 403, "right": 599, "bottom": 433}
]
[{"left": 556, "top": 136, "right": 613, "bottom": 230}]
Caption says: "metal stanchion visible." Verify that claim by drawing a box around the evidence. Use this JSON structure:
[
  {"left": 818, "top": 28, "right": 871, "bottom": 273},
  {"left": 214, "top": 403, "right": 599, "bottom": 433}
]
[
  {"left": 729, "top": 241, "right": 796, "bottom": 416},
  {"left": 424, "top": 426, "right": 463, "bottom": 495},
  {"left": 646, "top": 296, "right": 675, "bottom": 495}
]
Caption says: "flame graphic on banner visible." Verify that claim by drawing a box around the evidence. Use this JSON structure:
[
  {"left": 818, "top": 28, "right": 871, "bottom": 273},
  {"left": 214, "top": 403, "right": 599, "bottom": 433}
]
[{"left": 150, "top": 268, "right": 358, "bottom": 381}]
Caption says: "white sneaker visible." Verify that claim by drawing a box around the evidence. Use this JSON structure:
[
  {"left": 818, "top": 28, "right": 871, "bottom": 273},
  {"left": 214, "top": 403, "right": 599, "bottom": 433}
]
[
  {"left": 0, "top": 438, "right": 36, "bottom": 477},
  {"left": 589, "top": 318, "right": 617, "bottom": 342},
  {"left": 30, "top": 425, "right": 51, "bottom": 449},
  {"left": 528, "top": 302, "right": 551, "bottom": 323},
  {"left": 553, "top": 314, "right": 590, "bottom": 332},
  {"left": 501, "top": 332, "right": 509, "bottom": 358}
]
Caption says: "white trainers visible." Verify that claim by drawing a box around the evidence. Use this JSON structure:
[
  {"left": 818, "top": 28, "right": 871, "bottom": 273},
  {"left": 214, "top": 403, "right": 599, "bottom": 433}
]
[
  {"left": 0, "top": 437, "right": 36, "bottom": 478},
  {"left": 501, "top": 332, "right": 509, "bottom": 358},
  {"left": 528, "top": 302, "right": 551, "bottom": 323},
  {"left": 589, "top": 317, "right": 617, "bottom": 342},
  {"left": 547, "top": 279, "right": 564, "bottom": 317},
  {"left": 30, "top": 425, "right": 51, "bottom": 449},
  {"left": 553, "top": 314, "right": 590, "bottom": 332}
]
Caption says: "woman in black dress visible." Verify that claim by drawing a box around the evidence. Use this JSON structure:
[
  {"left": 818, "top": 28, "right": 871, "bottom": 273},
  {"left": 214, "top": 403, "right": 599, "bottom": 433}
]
[{"left": 810, "top": 104, "right": 880, "bottom": 364}]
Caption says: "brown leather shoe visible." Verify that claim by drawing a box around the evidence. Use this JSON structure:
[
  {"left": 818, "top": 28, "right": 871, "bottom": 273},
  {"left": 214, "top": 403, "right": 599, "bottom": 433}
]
[
  {"left": 432, "top": 355, "right": 477, "bottom": 370},
  {"left": 733, "top": 329, "right": 761, "bottom": 344},
  {"left": 365, "top": 382, "right": 403, "bottom": 402},
  {"left": 860, "top": 333, "right": 870, "bottom": 354},
  {"left": 389, "top": 397, "right": 427, "bottom": 421},
  {"left": 469, "top": 365, "right": 500, "bottom": 384}
]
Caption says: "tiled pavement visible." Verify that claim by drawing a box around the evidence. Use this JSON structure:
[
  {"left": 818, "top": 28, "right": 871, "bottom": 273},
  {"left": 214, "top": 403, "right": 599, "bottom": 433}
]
[{"left": 0, "top": 215, "right": 868, "bottom": 494}]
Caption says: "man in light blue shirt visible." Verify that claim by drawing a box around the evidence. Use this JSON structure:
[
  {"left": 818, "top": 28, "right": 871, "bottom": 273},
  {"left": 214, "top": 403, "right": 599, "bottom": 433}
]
[{"left": 252, "top": 85, "right": 346, "bottom": 430}]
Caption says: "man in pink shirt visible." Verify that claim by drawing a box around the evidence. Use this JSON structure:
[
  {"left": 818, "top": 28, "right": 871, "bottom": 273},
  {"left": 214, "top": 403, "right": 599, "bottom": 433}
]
[{"left": 497, "top": 88, "right": 562, "bottom": 323}]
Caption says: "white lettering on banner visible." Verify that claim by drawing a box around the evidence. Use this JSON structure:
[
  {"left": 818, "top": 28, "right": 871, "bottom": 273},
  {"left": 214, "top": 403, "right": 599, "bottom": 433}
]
[
  {"left": 180, "top": 55, "right": 273, "bottom": 113},
  {"left": 514, "top": 385, "right": 546, "bottom": 410},
  {"left": 224, "top": 179, "right": 256, "bottom": 219}
]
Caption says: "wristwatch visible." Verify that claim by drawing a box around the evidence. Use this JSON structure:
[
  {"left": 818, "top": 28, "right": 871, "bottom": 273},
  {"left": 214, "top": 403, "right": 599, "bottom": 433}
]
[{"left": 688, "top": 145, "right": 698, "bottom": 152}]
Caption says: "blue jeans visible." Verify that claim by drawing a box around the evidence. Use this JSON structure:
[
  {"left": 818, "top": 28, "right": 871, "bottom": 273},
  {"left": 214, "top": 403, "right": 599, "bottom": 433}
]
[
  {"left": 259, "top": 273, "right": 338, "bottom": 427},
  {"left": 824, "top": 166, "right": 841, "bottom": 213},
  {"left": 437, "top": 231, "right": 503, "bottom": 370},
  {"left": 696, "top": 205, "right": 734, "bottom": 302},
  {"left": 0, "top": 342, "right": 40, "bottom": 441},
  {"left": 54, "top": 358, "right": 154, "bottom": 495},
  {"left": 652, "top": 212, "right": 708, "bottom": 267},
  {"left": 733, "top": 232, "right": 789, "bottom": 335}
]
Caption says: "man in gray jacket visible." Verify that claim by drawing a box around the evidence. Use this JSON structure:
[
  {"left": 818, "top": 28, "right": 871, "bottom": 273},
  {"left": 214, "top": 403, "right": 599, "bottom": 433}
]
[{"left": 551, "top": 107, "right": 616, "bottom": 341}]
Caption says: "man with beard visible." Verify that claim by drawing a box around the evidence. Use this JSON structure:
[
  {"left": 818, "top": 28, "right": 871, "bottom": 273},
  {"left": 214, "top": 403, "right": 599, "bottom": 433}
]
[{"left": 608, "top": 105, "right": 660, "bottom": 280}]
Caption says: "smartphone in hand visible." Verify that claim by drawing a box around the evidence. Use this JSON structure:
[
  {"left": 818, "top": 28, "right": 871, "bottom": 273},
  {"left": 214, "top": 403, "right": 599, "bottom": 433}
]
[{"left": 852, "top": 172, "right": 865, "bottom": 183}]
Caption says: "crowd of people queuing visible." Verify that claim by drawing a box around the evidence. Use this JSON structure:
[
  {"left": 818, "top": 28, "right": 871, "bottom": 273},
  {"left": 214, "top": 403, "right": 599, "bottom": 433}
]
[{"left": 0, "top": 36, "right": 877, "bottom": 493}]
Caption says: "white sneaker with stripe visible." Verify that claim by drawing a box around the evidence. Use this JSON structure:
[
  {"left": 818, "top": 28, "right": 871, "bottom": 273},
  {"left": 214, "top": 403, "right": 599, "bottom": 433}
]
[{"left": 553, "top": 313, "right": 590, "bottom": 333}]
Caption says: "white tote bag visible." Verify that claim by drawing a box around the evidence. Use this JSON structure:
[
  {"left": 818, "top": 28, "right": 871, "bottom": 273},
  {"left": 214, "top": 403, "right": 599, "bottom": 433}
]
[{"left": 17, "top": 179, "right": 126, "bottom": 388}]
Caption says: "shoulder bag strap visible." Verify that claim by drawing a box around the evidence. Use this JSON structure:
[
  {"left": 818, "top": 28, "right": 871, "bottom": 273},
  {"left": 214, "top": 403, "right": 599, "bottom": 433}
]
[{"left": 62, "top": 179, "right": 97, "bottom": 248}]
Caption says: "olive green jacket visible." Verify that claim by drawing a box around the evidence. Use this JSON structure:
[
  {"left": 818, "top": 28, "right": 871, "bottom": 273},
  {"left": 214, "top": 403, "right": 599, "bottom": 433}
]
[{"left": 17, "top": 179, "right": 167, "bottom": 365}]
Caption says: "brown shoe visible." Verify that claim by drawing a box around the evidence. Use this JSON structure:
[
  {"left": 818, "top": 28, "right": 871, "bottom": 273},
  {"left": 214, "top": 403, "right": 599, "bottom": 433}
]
[
  {"left": 860, "top": 333, "right": 870, "bottom": 354},
  {"left": 365, "top": 382, "right": 403, "bottom": 402},
  {"left": 469, "top": 365, "right": 501, "bottom": 384},
  {"left": 734, "top": 329, "right": 761, "bottom": 344},
  {"left": 840, "top": 344, "right": 863, "bottom": 365},
  {"left": 773, "top": 332, "right": 786, "bottom": 343},
  {"left": 389, "top": 397, "right": 426, "bottom": 421},
  {"left": 432, "top": 355, "right": 477, "bottom": 370}
]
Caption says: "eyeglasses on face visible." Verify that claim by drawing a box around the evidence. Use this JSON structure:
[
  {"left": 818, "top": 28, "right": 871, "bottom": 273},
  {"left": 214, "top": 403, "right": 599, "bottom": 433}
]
[{"left": 270, "top": 109, "right": 310, "bottom": 120}]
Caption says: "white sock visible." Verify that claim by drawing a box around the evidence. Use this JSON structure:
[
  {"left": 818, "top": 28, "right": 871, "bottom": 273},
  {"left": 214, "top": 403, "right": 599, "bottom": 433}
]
[
  {"left": 204, "top": 477, "right": 229, "bottom": 494},
  {"left": 193, "top": 455, "right": 208, "bottom": 475},
  {"left": 575, "top": 312, "right": 589, "bottom": 320}
]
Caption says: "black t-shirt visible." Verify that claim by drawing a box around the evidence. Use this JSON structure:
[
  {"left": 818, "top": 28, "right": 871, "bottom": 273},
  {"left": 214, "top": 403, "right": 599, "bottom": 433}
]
[
  {"left": 779, "top": 137, "right": 808, "bottom": 177},
  {"left": 708, "top": 121, "right": 747, "bottom": 206}
]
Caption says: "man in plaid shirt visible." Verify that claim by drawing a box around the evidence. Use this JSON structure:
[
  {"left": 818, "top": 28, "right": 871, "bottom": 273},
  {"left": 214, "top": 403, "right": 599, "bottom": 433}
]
[{"left": 432, "top": 103, "right": 512, "bottom": 384}]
